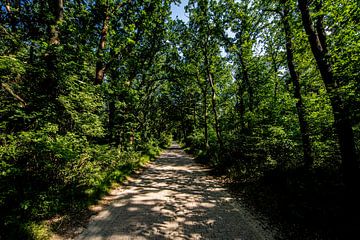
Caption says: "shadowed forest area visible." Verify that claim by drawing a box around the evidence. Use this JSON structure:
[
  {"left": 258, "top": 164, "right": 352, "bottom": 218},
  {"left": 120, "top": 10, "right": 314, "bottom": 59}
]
[{"left": 0, "top": 0, "right": 359, "bottom": 239}]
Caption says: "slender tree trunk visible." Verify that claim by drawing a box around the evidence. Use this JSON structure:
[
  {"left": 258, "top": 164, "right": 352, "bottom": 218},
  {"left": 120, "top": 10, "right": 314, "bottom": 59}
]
[
  {"left": 49, "top": 0, "right": 64, "bottom": 45},
  {"left": 5, "top": 0, "right": 17, "bottom": 33},
  {"left": 108, "top": 100, "right": 115, "bottom": 142},
  {"left": 298, "top": 0, "right": 358, "bottom": 185},
  {"left": 197, "top": 69, "right": 209, "bottom": 149},
  {"left": 237, "top": 80, "right": 245, "bottom": 131},
  {"left": 269, "top": 46, "right": 279, "bottom": 101},
  {"left": 238, "top": 50, "right": 254, "bottom": 112},
  {"left": 204, "top": 52, "right": 224, "bottom": 150},
  {"left": 45, "top": 0, "right": 64, "bottom": 95},
  {"left": 193, "top": 93, "right": 197, "bottom": 130},
  {"left": 209, "top": 72, "right": 223, "bottom": 149},
  {"left": 237, "top": 14, "right": 254, "bottom": 112},
  {"left": 282, "top": 0, "right": 313, "bottom": 168},
  {"left": 202, "top": 79, "right": 209, "bottom": 150},
  {"left": 95, "top": 8, "right": 110, "bottom": 85}
]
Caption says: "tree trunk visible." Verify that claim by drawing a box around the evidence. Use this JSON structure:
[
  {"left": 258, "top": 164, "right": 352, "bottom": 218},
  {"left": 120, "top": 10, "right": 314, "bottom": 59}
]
[
  {"left": 298, "top": 0, "right": 358, "bottom": 185},
  {"left": 95, "top": 9, "right": 110, "bottom": 85},
  {"left": 44, "top": 0, "right": 64, "bottom": 95},
  {"left": 237, "top": 14, "right": 254, "bottom": 113},
  {"left": 204, "top": 51, "right": 224, "bottom": 150},
  {"left": 108, "top": 100, "right": 115, "bottom": 142},
  {"left": 282, "top": 0, "right": 313, "bottom": 168},
  {"left": 203, "top": 80, "right": 209, "bottom": 150},
  {"left": 237, "top": 79, "right": 245, "bottom": 131},
  {"left": 193, "top": 93, "right": 197, "bottom": 131},
  {"left": 209, "top": 72, "right": 223, "bottom": 149},
  {"left": 269, "top": 45, "right": 279, "bottom": 101},
  {"left": 49, "top": 0, "right": 64, "bottom": 45},
  {"left": 5, "top": 0, "right": 17, "bottom": 33},
  {"left": 238, "top": 50, "right": 254, "bottom": 112}
]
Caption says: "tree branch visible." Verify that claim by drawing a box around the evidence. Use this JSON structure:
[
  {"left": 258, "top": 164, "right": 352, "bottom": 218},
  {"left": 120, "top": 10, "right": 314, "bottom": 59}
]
[{"left": 1, "top": 83, "right": 26, "bottom": 107}]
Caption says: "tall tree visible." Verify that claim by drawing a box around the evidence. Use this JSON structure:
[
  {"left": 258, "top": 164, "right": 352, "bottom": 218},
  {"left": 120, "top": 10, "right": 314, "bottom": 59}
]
[
  {"left": 95, "top": 1, "right": 110, "bottom": 85},
  {"left": 298, "top": 0, "right": 358, "bottom": 185},
  {"left": 281, "top": 0, "right": 313, "bottom": 168},
  {"left": 49, "top": 0, "right": 64, "bottom": 45},
  {"left": 188, "top": 0, "right": 224, "bottom": 150}
]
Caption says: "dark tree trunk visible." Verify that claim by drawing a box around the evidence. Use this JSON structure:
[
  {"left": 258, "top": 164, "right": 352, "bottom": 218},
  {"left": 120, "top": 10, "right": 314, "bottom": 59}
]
[
  {"left": 281, "top": 0, "right": 313, "bottom": 168},
  {"left": 239, "top": 87, "right": 245, "bottom": 131},
  {"left": 236, "top": 78, "right": 245, "bottom": 131},
  {"left": 237, "top": 14, "right": 254, "bottom": 113},
  {"left": 193, "top": 93, "right": 197, "bottom": 130},
  {"left": 108, "top": 100, "right": 115, "bottom": 142},
  {"left": 203, "top": 81, "right": 209, "bottom": 150},
  {"left": 238, "top": 50, "right": 254, "bottom": 112},
  {"left": 298, "top": 0, "right": 358, "bottom": 185},
  {"left": 208, "top": 71, "right": 223, "bottom": 150},
  {"left": 5, "top": 0, "right": 17, "bottom": 33},
  {"left": 95, "top": 9, "right": 110, "bottom": 85},
  {"left": 49, "top": 0, "right": 64, "bottom": 45},
  {"left": 44, "top": 0, "right": 64, "bottom": 95},
  {"left": 204, "top": 49, "right": 223, "bottom": 151},
  {"left": 197, "top": 69, "right": 209, "bottom": 149},
  {"left": 269, "top": 46, "right": 279, "bottom": 101}
]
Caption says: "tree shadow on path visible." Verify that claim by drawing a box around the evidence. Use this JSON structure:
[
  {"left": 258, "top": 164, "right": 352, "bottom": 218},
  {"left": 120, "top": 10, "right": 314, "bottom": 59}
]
[{"left": 75, "top": 144, "right": 272, "bottom": 240}]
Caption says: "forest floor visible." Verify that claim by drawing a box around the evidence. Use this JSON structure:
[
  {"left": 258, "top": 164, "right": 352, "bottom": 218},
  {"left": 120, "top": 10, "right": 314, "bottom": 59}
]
[{"left": 53, "top": 143, "right": 276, "bottom": 240}]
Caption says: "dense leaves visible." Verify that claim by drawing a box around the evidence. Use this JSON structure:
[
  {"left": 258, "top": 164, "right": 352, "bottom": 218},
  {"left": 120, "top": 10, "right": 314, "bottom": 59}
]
[
  {"left": 167, "top": 0, "right": 359, "bottom": 238},
  {"left": 0, "top": 0, "right": 172, "bottom": 238},
  {"left": 0, "top": 0, "right": 359, "bottom": 239}
]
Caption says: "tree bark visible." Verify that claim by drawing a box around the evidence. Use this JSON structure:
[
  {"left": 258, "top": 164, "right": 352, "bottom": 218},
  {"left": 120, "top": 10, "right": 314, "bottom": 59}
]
[
  {"left": 238, "top": 50, "right": 254, "bottom": 112},
  {"left": 298, "top": 0, "right": 358, "bottom": 185},
  {"left": 95, "top": 8, "right": 110, "bottom": 85},
  {"left": 269, "top": 44, "right": 279, "bottom": 101},
  {"left": 237, "top": 15, "right": 254, "bottom": 112},
  {"left": 198, "top": 71, "right": 209, "bottom": 149},
  {"left": 5, "top": 0, "right": 17, "bottom": 33},
  {"left": 108, "top": 99, "right": 115, "bottom": 142},
  {"left": 281, "top": 0, "right": 313, "bottom": 168},
  {"left": 193, "top": 93, "right": 197, "bottom": 130},
  {"left": 204, "top": 48, "right": 224, "bottom": 150},
  {"left": 236, "top": 76, "right": 245, "bottom": 131},
  {"left": 49, "top": 0, "right": 64, "bottom": 45},
  {"left": 44, "top": 0, "right": 64, "bottom": 95}
]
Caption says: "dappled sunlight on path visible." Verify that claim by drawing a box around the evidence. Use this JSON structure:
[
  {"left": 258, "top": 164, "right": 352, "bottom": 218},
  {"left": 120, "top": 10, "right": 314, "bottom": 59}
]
[{"left": 75, "top": 144, "right": 273, "bottom": 240}]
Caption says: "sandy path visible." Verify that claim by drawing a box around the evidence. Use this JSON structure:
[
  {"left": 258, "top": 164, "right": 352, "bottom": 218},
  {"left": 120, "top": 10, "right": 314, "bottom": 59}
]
[{"left": 74, "top": 144, "right": 274, "bottom": 240}]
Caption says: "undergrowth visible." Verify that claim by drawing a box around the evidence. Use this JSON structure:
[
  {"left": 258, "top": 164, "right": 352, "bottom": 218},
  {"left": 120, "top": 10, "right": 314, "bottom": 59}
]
[
  {"left": 182, "top": 134, "right": 358, "bottom": 240},
  {"left": 0, "top": 127, "right": 165, "bottom": 239}
]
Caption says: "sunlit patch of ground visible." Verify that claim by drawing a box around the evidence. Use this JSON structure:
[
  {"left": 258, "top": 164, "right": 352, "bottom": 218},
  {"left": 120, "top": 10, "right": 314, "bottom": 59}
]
[{"left": 58, "top": 144, "right": 275, "bottom": 240}]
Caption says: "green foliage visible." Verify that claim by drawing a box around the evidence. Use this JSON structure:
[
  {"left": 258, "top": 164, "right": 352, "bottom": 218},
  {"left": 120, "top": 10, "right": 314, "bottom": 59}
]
[
  {"left": 58, "top": 81, "right": 105, "bottom": 138},
  {"left": 0, "top": 0, "right": 358, "bottom": 238},
  {"left": 0, "top": 0, "right": 173, "bottom": 238},
  {"left": 23, "top": 222, "right": 51, "bottom": 240},
  {"left": 167, "top": 0, "right": 358, "bottom": 238},
  {"left": 0, "top": 56, "right": 26, "bottom": 80},
  {"left": 159, "top": 132, "right": 173, "bottom": 148},
  {"left": 0, "top": 124, "right": 157, "bottom": 238}
]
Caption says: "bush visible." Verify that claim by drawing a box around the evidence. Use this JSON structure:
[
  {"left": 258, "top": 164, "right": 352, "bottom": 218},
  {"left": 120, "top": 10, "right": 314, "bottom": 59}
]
[{"left": 0, "top": 122, "right": 156, "bottom": 239}]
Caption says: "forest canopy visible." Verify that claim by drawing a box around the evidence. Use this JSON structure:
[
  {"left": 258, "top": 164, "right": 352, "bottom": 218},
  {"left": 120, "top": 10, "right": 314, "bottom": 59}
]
[{"left": 0, "top": 0, "right": 359, "bottom": 239}]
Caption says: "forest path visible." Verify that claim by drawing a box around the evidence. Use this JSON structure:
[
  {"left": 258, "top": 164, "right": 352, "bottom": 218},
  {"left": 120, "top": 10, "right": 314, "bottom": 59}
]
[{"left": 75, "top": 143, "right": 274, "bottom": 240}]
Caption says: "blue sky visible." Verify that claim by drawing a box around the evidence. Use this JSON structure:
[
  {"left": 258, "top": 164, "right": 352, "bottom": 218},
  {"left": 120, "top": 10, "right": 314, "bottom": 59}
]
[{"left": 170, "top": 0, "right": 189, "bottom": 21}]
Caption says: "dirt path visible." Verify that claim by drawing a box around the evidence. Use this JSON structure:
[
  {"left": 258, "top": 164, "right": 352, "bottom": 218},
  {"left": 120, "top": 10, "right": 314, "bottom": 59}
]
[{"left": 74, "top": 144, "right": 274, "bottom": 240}]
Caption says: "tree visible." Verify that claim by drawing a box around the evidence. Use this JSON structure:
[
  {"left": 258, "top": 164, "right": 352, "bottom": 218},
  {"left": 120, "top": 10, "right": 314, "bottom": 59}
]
[
  {"left": 280, "top": 0, "right": 313, "bottom": 168},
  {"left": 298, "top": 0, "right": 358, "bottom": 185}
]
